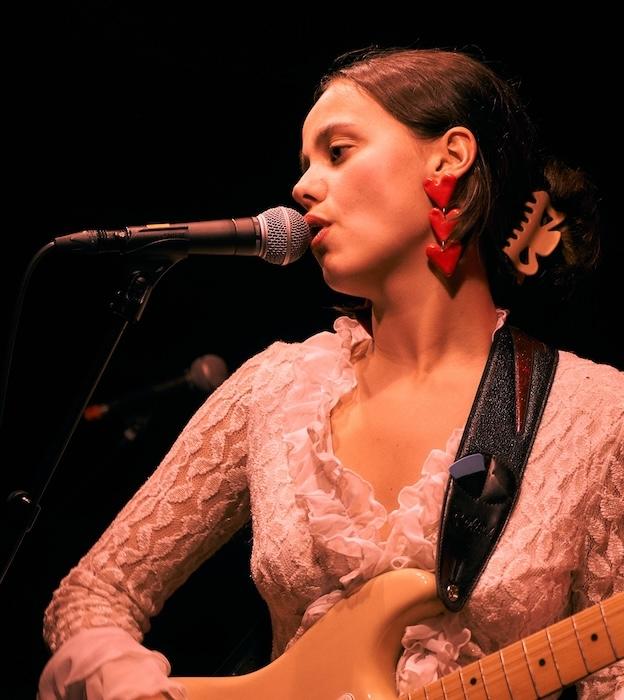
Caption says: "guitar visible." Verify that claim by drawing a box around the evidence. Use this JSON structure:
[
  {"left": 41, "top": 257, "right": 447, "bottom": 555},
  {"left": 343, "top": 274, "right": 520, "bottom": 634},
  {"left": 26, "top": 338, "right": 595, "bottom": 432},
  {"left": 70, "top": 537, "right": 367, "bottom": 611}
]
[{"left": 172, "top": 568, "right": 623, "bottom": 699}]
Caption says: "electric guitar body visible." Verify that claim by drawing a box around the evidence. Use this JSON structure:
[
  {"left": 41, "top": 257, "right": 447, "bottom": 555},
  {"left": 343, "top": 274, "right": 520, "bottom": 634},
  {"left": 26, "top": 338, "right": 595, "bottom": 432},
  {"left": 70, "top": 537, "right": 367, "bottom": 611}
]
[{"left": 173, "top": 568, "right": 623, "bottom": 699}]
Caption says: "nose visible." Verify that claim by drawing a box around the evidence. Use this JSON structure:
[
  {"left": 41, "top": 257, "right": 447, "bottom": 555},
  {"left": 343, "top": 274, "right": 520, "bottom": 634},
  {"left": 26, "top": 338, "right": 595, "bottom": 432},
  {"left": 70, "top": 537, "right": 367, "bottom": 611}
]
[{"left": 291, "top": 168, "right": 327, "bottom": 211}]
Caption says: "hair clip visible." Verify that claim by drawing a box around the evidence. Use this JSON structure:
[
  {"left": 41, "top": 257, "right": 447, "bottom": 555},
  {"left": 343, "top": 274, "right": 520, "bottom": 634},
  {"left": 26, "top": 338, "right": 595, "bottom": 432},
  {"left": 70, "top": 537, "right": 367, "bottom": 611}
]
[{"left": 503, "top": 191, "right": 564, "bottom": 281}]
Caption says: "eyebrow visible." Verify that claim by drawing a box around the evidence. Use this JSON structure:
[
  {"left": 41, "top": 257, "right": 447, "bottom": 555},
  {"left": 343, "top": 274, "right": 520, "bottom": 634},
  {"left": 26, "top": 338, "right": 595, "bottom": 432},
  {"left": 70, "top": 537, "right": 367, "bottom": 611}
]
[{"left": 299, "top": 121, "right": 358, "bottom": 173}]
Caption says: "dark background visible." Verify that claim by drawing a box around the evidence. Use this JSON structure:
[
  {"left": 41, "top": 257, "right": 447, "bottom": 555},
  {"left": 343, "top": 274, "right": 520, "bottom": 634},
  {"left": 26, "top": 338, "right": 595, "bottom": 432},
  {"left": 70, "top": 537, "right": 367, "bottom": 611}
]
[{"left": 1, "top": 5, "right": 621, "bottom": 698}]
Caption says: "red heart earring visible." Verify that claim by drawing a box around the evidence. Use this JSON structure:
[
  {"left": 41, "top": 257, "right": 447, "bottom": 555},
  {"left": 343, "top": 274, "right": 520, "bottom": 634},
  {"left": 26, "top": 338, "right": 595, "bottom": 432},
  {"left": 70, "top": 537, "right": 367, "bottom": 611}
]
[{"left": 423, "top": 173, "right": 463, "bottom": 278}]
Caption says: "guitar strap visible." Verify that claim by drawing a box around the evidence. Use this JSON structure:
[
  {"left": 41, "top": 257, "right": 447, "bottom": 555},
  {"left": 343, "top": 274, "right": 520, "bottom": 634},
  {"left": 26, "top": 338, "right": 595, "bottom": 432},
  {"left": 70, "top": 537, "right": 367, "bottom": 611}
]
[{"left": 436, "top": 324, "right": 558, "bottom": 611}]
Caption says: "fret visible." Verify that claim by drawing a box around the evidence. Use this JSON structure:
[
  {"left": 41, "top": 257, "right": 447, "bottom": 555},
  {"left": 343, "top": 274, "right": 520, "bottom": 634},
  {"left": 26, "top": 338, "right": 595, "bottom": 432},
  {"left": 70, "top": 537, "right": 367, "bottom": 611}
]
[
  {"left": 500, "top": 641, "right": 537, "bottom": 699},
  {"left": 479, "top": 653, "right": 512, "bottom": 700},
  {"left": 408, "top": 687, "right": 427, "bottom": 700},
  {"left": 601, "top": 593, "right": 624, "bottom": 658},
  {"left": 459, "top": 660, "right": 488, "bottom": 699},
  {"left": 440, "top": 669, "right": 467, "bottom": 699},
  {"left": 546, "top": 617, "right": 588, "bottom": 685},
  {"left": 522, "top": 629, "right": 561, "bottom": 696},
  {"left": 422, "top": 681, "right": 446, "bottom": 700},
  {"left": 572, "top": 605, "right": 616, "bottom": 672}
]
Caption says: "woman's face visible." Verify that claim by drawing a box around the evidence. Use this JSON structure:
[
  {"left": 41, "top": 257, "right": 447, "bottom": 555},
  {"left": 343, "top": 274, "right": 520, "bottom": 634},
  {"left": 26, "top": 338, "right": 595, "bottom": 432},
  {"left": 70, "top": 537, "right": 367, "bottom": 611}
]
[{"left": 292, "top": 79, "right": 435, "bottom": 299}]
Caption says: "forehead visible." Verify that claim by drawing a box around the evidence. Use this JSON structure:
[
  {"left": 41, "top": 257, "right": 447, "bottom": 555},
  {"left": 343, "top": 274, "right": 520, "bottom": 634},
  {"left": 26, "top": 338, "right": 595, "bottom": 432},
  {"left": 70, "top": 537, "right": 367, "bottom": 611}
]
[{"left": 301, "top": 80, "right": 398, "bottom": 142}]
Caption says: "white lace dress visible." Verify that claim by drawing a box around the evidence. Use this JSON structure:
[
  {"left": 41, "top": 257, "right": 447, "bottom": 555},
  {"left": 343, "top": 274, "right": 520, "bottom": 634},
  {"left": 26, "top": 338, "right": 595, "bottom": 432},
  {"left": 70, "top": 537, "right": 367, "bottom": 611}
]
[{"left": 39, "top": 315, "right": 624, "bottom": 699}]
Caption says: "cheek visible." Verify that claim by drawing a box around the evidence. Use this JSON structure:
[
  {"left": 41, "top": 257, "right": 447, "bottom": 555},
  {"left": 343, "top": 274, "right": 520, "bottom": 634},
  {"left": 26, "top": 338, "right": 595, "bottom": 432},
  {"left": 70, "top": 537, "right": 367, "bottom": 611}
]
[
  {"left": 346, "top": 154, "right": 424, "bottom": 217},
  {"left": 336, "top": 160, "right": 382, "bottom": 208}
]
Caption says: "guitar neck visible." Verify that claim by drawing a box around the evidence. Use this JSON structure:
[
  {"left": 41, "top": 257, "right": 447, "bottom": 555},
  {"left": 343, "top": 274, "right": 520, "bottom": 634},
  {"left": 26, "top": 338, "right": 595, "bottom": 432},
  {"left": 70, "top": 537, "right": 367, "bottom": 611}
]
[{"left": 413, "top": 592, "right": 624, "bottom": 700}]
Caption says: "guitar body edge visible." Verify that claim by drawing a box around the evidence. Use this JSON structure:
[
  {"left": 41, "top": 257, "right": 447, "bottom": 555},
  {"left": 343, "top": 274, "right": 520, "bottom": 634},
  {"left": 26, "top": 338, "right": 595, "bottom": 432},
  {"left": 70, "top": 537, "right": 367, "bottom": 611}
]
[{"left": 173, "top": 568, "right": 441, "bottom": 700}]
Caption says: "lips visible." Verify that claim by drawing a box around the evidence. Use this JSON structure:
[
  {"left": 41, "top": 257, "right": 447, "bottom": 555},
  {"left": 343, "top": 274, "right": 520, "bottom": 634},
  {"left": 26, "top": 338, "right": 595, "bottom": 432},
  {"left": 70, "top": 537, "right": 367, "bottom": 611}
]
[
  {"left": 304, "top": 214, "right": 332, "bottom": 248},
  {"left": 304, "top": 213, "right": 331, "bottom": 229}
]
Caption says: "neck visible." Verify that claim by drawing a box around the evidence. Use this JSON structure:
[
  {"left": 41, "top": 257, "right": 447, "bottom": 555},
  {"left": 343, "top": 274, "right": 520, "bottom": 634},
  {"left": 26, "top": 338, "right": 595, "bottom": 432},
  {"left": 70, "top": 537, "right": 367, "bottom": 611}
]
[{"left": 367, "top": 245, "right": 499, "bottom": 381}]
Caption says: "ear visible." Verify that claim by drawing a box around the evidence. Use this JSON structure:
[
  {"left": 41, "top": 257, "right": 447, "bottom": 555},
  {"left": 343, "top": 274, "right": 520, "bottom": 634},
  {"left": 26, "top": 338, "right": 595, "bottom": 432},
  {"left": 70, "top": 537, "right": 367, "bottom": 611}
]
[{"left": 429, "top": 127, "right": 477, "bottom": 179}]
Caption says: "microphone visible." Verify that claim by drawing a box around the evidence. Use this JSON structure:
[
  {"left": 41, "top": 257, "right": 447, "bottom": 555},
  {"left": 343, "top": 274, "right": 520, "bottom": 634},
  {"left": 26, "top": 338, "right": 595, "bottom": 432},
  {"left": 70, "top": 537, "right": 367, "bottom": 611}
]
[
  {"left": 84, "top": 354, "right": 228, "bottom": 421},
  {"left": 54, "top": 206, "right": 311, "bottom": 265}
]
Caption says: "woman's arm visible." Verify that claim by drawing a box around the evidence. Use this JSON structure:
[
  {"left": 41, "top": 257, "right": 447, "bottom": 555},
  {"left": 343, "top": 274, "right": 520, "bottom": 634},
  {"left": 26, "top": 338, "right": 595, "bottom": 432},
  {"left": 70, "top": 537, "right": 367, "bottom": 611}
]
[
  {"left": 574, "top": 417, "right": 624, "bottom": 699},
  {"left": 38, "top": 349, "right": 270, "bottom": 700}
]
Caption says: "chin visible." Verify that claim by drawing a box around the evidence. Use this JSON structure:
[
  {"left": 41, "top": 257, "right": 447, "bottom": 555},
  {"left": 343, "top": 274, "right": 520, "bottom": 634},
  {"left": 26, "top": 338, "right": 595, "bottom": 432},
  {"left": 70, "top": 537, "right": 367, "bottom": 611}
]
[{"left": 320, "top": 264, "right": 374, "bottom": 299}]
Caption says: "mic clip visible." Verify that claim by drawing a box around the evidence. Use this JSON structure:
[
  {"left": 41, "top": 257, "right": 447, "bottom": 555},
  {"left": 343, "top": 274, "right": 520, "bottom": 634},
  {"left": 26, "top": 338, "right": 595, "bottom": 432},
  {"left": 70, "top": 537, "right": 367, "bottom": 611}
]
[{"left": 110, "top": 257, "right": 184, "bottom": 322}]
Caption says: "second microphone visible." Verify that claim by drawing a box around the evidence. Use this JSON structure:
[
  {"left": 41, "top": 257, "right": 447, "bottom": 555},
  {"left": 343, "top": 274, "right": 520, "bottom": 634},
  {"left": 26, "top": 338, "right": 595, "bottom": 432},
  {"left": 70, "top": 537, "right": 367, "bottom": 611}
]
[{"left": 84, "top": 354, "right": 229, "bottom": 422}]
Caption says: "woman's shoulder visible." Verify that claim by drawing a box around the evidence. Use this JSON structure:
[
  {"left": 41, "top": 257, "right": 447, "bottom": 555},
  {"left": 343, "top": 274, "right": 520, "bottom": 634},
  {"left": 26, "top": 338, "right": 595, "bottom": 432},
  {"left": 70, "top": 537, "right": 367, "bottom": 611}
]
[
  {"left": 555, "top": 348, "right": 624, "bottom": 401},
  {"left": 550, "top": 349, "right": 624, "bottom": 447},
  {"left": 234, "top": 317, "right": 364, "bottom": 391},
  {"left": 533, "top": 349, "right": 623, "bottom": 488},
  {"left": 248, "top": 317, "right": 367, "bottom": 367}
]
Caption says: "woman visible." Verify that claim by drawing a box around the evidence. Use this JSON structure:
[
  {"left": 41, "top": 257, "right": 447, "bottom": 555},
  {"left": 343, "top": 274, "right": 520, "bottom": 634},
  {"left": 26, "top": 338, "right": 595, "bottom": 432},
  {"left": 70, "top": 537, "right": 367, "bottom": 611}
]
[{"left": 39, "top": 48, "right": 623, "bottom": 699}]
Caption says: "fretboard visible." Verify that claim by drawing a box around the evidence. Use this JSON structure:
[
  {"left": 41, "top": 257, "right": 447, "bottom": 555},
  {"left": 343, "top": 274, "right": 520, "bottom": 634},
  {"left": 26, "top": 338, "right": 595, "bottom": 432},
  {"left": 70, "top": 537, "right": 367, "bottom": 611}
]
[{"left": 411, "top": 592, "right": 624, "bottom": 699}]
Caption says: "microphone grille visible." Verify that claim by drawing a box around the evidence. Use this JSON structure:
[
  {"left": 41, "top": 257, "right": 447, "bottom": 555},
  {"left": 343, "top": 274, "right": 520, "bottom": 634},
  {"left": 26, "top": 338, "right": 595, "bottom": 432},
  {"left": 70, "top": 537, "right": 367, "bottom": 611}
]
[
  {"left": 188, "top": 354, "right": 229, "bottom": 392},
  {"left": 258, "top": 206, "right": 311, "bottom": 265}
]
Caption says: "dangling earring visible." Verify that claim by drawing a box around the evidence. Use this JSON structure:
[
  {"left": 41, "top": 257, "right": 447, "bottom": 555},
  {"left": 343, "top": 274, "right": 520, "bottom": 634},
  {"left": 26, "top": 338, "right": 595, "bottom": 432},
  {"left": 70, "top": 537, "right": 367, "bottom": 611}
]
[{"left": 423, "top": 173, "right": 463, "bottom": 278}]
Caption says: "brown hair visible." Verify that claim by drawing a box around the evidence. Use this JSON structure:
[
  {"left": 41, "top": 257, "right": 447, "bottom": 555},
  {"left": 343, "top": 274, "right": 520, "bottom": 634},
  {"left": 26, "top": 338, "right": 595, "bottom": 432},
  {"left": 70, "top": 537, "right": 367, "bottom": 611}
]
[{"left": 316, "top": 47, "right": 600, "bottom": 322}]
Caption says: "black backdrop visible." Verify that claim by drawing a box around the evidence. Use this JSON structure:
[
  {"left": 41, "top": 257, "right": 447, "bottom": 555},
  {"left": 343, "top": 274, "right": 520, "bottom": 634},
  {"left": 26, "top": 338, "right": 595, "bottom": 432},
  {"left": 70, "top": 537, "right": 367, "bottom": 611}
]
[{"left": 1, "top": 6, "right": 621, "bottom": 698}]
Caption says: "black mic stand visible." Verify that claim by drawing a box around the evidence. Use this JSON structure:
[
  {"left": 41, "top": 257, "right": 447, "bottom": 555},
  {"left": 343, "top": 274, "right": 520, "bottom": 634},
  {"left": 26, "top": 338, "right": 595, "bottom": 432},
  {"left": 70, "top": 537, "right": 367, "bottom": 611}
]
[{"left": 0, "top": 255, "right": 184, "bottom": 585}]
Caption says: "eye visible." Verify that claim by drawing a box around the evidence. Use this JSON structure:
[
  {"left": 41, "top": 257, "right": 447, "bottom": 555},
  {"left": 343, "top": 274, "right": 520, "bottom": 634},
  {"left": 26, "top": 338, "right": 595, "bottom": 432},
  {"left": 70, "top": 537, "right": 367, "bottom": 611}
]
[{"left": 329, "top": 144, "right": 350, "bottom": 163}]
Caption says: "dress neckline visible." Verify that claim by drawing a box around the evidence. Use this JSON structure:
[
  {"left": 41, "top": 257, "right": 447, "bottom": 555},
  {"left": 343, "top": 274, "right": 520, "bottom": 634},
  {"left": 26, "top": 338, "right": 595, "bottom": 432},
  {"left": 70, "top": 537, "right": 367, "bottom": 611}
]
[
  {"left": 326, "top": 309, "right": 509, "bottom": 530},
  {"left": 281, "top": 309, "right": 508, "bottom": 587}
]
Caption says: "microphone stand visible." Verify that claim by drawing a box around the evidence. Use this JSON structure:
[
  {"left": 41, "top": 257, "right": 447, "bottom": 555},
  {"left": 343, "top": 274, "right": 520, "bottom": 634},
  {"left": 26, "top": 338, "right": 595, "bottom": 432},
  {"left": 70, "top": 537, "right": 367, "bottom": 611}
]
[{"left": 0, "top": 255, "right": 184, "bottom": 585}]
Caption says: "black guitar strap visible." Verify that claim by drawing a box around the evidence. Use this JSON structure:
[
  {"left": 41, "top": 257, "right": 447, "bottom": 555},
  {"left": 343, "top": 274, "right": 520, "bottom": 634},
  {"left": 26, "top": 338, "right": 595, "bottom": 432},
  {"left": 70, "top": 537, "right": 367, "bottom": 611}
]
[{"left": 436, "top": 324, "right": 558, "bottom": 611}]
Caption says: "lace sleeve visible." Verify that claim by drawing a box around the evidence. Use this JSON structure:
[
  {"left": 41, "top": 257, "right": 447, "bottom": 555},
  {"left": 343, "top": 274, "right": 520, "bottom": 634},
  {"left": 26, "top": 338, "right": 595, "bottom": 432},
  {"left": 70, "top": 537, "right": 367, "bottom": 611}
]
[
  {"left": 574, "top": 416, "right": 624, "bottom": 699},
  {"left": 43, "top": 347, "right": 266, "bottom": 653}
]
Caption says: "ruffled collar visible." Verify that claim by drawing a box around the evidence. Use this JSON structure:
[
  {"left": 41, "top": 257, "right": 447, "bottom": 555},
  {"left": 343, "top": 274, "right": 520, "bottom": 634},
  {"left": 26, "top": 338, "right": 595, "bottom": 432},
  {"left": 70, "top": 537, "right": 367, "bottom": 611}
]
[{"left": 282, "top": 310, "right": 508, "bottom": 592}]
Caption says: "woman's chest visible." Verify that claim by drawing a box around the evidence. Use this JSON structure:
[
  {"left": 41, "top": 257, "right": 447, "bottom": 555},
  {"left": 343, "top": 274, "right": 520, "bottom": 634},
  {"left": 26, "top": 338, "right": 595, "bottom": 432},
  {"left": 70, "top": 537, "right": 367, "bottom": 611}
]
[{"left": 329, "top": 386, "right": 473, "bottom": 518}]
